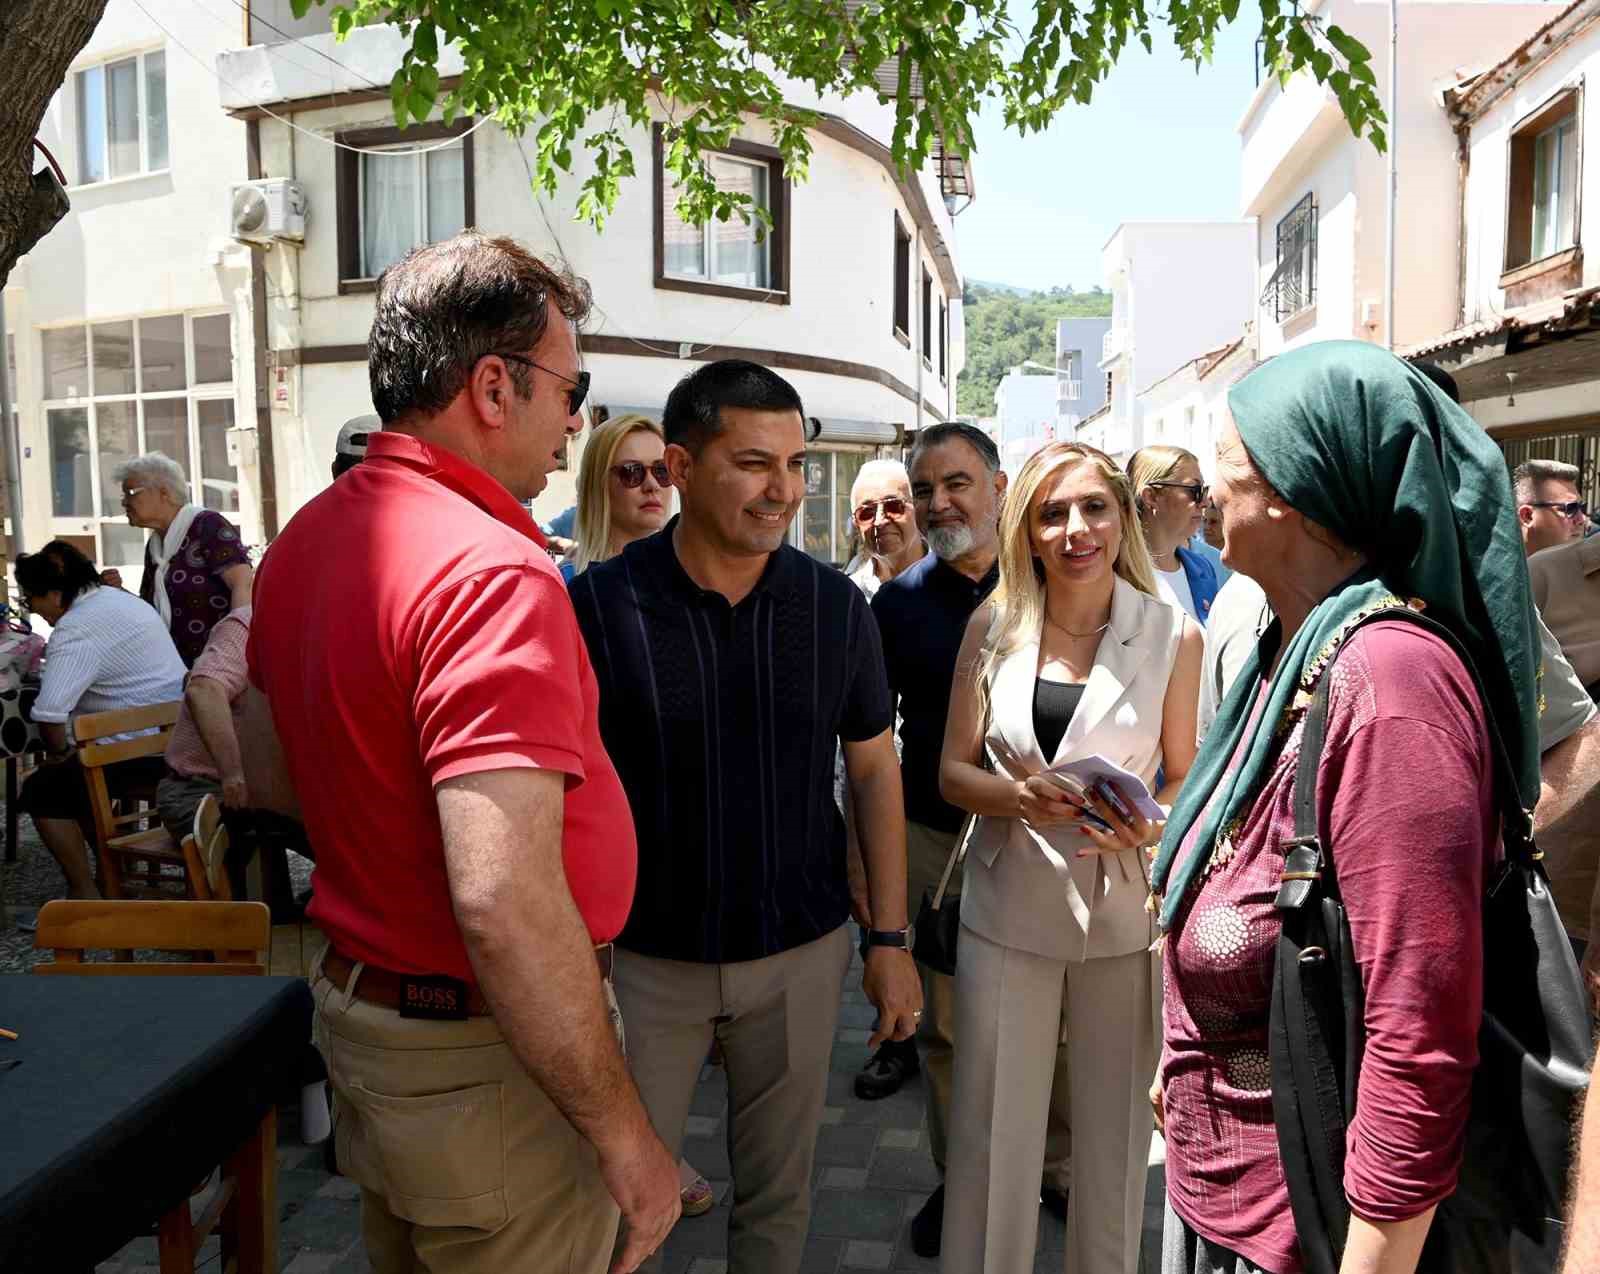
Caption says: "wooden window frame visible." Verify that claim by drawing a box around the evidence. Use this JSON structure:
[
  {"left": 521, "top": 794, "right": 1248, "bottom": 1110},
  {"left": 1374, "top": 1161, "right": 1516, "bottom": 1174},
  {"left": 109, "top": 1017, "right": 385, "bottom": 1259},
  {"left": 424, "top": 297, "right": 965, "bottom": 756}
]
[
  {"left": 651, "top": 125, "right": 790, "bottom": 305},
  {"left": 335, "top": 117, "right": 477, "bottom": 296},
  {"left": 921, "top": 268, "right": 934, "bottom": 369},
  {"left": 938, "top": 300, "right": 947, "bottom": 383},
  {"left": 892, "top": 215, "right": 911, "bottom": 346},
  {"left": 1503, "top": 83, "right": 1583, "bottom": 279}
]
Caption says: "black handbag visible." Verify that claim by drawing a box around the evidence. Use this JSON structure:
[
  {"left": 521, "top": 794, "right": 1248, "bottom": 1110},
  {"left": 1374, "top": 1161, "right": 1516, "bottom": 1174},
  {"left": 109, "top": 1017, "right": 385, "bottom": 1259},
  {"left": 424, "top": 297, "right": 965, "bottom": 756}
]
[
  {"left": 1269, "top": 606, "right": 1594, "bottom": 1274},
  {"left": 912, "top": 810, "right": 976, "bottom": 977}
]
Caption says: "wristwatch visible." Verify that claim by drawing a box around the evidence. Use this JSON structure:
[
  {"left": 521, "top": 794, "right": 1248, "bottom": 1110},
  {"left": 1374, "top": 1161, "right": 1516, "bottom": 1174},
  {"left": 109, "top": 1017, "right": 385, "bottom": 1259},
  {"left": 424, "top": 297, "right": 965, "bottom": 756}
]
[{"left": 863, "top": 926, "right": 913, "bottom": 952}]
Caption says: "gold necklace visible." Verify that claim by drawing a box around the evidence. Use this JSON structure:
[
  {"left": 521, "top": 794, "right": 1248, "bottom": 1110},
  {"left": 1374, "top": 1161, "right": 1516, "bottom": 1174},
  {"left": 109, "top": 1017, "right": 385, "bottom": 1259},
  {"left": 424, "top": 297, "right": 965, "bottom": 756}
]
[{"left": 1045, "top": 614, "right": 1110, "bottom": 639}]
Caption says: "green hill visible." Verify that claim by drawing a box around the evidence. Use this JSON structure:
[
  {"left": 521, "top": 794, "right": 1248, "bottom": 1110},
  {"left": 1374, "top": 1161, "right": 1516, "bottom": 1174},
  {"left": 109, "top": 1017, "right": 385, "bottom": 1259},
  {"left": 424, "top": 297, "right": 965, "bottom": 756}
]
[{"left": 958, "top": 283, "right": 1112, "bottom": 417}]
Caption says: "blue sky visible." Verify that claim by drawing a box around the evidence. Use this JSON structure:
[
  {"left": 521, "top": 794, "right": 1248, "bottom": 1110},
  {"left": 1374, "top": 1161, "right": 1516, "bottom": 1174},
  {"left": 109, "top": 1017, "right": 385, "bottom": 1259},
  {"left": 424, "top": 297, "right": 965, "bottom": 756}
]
[{"left": 956, "top": 19, "right": 1261, "bottom": 292}]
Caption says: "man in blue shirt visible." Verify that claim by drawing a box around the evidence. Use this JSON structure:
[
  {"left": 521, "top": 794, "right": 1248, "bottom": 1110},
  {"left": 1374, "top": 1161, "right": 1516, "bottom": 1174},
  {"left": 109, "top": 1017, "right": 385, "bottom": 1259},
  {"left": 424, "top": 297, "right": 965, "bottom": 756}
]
[{"left": 867, "top": 422, "right": 1072, "bottom": 1257}]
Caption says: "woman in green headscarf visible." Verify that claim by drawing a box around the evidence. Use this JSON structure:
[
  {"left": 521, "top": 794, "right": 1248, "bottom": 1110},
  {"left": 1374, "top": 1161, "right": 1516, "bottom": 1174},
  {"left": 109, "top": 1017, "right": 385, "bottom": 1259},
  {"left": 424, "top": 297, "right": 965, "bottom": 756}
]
[{"left": 1148, "top": 341, "right": 1539, "bottom": 1274}]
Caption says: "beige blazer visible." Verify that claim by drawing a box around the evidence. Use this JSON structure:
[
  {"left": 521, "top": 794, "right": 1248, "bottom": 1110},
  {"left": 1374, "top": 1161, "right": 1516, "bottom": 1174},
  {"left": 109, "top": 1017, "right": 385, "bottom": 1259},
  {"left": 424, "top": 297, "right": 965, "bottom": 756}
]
[
  {"left": 961, "top": 577, "right": 1184, "bottom": 963},
  {"left": 1529, "top": 535, "right": 1600, "bottom": 691}
]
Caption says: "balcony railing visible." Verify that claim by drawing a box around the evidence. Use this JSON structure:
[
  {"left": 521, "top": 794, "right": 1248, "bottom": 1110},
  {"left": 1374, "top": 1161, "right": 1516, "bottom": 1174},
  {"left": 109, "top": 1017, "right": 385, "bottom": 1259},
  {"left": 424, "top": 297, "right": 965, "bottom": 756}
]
[{"left": 1056, "top": 379, "right": 1084, "bottom": 402}]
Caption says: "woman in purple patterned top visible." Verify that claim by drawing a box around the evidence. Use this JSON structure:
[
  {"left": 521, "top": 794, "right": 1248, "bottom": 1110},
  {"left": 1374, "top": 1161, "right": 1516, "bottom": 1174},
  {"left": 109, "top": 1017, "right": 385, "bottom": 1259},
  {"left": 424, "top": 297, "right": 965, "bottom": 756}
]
[{"left": 115, "top": 452, "right": 253, "bottom": 667}]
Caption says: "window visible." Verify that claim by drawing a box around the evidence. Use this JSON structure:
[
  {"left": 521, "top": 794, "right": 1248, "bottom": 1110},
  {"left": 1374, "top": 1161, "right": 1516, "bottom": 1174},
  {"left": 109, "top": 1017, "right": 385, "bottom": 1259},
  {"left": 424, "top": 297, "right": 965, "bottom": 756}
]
[
  {"left": 922, "top": 269, "right": 934, "bottom": 365},
  {"left": 41, "top": 314, "right": 238, "bottom": 568},
  {"left": 893, "top": 217, "right": 911, "bottom": 341},
  {"left": 653, "top": 127, "right": 788, "bottom": 303},
  {"left": 939, "top": 302, "right": 948, "bottom": 383},
  {"left": 1264, "top": 193, "right": 1317, "bottom": 321},
  {"left": 75, "top": 49, "right": 168, "bottom": 184},
  {"left": 800, "top": 449, "right": 871, "bottom": 565},
  {"left": 1506, "top": 91, "right": 1581, "bottom": 272},
  {"left": 335, "top": 119, "right": 475, "bottom": 292}
]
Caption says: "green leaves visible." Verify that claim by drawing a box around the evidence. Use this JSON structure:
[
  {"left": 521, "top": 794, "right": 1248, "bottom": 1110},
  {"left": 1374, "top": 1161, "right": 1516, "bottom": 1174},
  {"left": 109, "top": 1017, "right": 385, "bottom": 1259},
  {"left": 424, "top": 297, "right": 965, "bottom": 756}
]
[{"left": 305, "top": 0, "right": 1386, "bottom": 229}]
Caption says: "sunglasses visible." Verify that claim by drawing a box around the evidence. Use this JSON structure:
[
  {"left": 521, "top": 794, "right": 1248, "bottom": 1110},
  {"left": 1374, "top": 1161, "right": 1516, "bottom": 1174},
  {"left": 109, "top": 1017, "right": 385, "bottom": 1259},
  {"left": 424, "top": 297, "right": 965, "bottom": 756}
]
[
  {"left": 854, "top": 496, "right": 910, "bottom": 525},
  {"left": 1529, "top": 499, "right": 1589, "bottom": 520},
  {"left": 495, "top": 353, "right": 591, "bottom": 417},
  {"left": 612, "top": 460, "right": 671, "bottom": 490},
  {"left": 1148, "top": 481, "right": 1209, "bottom": 506}
]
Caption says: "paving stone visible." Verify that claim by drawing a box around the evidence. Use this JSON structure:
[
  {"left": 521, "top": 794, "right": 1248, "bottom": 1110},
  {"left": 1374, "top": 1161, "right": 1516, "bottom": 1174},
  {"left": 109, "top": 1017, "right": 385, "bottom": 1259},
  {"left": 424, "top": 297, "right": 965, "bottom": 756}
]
[
  {"left": 846, "top": 1092, "right": 927, "bottom": 1129},
  {"left": 799, "top": 1236, "right": 844, "bottom": 1272},
  {"left": 837, "top": 1027, "right": 873, "bottom": 1047},
  {"left": 865, "top": 1148, "right": 940, "bottom": 1192},
  {"left": 685, "top": 1260, "right": 728, "bottom": 1274},
  {"left": 876, "top": 1128, "right": 920, "bottom": 1151},
  {"left": 283, "top": 1251, "right": 341, "bottom": 1274},
  {"left": 315, "top": 1175, "right": 362, "bottom": 1201},
  {"left": 812, "top": 1123, "right": 878, "bottom": 1168},
  {"left": 810, "top": 1189, "right": 903, "bottom": 1241},
  {"left": 682, "top": 1132, "right": 731, "bottom": 1178},
  {"left": 690, "top": 1085, "right": 728, "bottom": 1117},
  {"left": 684, "top": 1114, "right": 721, "bottom": 1138},
  {"left": 281, "top": 1196, "right": 364, "bottom": 1253},
  {"left": 822, "top": 1166, "right": 869, "bottom": 1191},
  {"left": 842, "top": 1239, "right": 895, "bottom": 1269},
  {"left": 821, "top": 1105, "right": 846, "bottom": 1125},
  {"left": 836, "top": 1001, "right": 880, "bottom": 1030}
]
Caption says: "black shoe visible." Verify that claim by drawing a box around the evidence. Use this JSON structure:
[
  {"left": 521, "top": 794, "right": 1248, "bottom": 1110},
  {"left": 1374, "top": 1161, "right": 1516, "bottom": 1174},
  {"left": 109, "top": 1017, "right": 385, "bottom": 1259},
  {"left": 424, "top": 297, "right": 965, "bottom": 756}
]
[
  {"left": 910, "top": 1184, "right": 945, "bottom": 1258},
  {"left": 1040, "top": 1183, "right": 1070, "bottom": 1223},
  {"left": 853, "top": 1037, "right": 919, "bottom": 1101}
]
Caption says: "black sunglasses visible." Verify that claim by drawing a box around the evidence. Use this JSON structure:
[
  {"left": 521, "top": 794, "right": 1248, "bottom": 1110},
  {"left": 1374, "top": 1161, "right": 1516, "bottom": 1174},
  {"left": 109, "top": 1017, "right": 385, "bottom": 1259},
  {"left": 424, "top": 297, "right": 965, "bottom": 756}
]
[
  {"left": 612, "top": 460, "right": 671, "bottom": 490},
  {"left": 1148, "top": 480, "right": 1208, "bottom": 506},
  {"left": 1529, "top": 499, "right": 1589, "bottom": 520},
  {"left": 495, "top": 353, "right": 591, "bottom": 417}
]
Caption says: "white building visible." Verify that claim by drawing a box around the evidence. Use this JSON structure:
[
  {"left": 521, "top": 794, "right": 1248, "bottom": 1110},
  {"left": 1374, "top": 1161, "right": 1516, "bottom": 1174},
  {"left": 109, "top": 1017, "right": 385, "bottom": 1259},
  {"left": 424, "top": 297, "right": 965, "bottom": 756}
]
[
  {"left": 5, "top": 0, "right": 970, "bottom": 575},
  {"left": 216, "top": 5, "right": 970, "bottom": 566},
  {"left": 1407, "top": 0, "right": 1600, "bottom": 503},
  {"left": 5, "top": 0, "right": 255, "bottom": 575},
  {"left": 1132, "top": 331, "right": 1258, "bottom": 476},
  {"left": 1091, "top": 221, "right": 1256, "bottom": 459},
  {"left": 992, "top": 365, "right": 1060, "bottom": 471},
  {"left": 1239, "top": 0, "right": 1554, "bottom": 357}
]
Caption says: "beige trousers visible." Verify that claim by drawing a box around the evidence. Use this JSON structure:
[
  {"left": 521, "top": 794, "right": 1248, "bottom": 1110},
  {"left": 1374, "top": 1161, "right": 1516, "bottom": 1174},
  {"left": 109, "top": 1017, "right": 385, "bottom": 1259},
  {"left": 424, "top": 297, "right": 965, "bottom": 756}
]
[
  {"left": 908, "top": 820, "right": 1072, "bottom": 1189},
  {"left": 310, "top": 962, "right": 620, "bottom": 1274},
  {"left": 942, "top": 927, "right": 1155, "bottom": 1274},
  {"left": 613, "top": 925, "right": 853, "bottom": 1274}
]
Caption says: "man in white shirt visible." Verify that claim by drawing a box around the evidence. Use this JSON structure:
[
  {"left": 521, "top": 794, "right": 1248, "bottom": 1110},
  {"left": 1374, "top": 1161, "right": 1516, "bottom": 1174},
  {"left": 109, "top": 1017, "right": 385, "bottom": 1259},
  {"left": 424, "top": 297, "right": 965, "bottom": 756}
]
[{"left": 15, "top": 541, "right": 185, "bottom": 899}]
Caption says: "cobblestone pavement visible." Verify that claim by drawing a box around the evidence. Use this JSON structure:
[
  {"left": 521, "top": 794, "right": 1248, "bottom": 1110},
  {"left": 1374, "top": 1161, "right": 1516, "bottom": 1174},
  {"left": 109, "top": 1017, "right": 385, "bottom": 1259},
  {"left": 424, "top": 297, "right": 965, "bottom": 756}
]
[{"left": 6, "top": 821, "right": 1165, "bottom": 1273}]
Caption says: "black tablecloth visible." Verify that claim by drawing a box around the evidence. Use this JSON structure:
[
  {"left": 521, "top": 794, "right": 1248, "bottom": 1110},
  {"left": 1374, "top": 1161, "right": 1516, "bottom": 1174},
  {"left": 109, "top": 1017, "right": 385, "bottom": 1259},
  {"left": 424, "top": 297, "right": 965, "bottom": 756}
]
[{"left": 0, "top": 975, "right": 314, "bottom": 1270}]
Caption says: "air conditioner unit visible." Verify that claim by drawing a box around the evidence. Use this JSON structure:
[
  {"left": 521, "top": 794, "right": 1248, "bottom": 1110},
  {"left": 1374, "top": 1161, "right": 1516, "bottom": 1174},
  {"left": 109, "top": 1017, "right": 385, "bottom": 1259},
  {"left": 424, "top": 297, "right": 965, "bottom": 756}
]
[{"left": 229, "top": 178, "right": 306, "bottom": 244}]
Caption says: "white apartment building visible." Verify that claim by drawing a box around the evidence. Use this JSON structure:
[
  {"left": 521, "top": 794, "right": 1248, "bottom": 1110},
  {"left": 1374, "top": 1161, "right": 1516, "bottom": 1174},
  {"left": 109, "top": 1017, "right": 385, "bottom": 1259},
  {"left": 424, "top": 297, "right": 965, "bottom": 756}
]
[
  {"left": 217, "top": 4, "right": 970, "bottom": 565},
  {"left": 1239, "top": 0, "right": 1554, "bottom": 358},
  {"left": 5, "top": 0, "right": 970, "bottom": 575},
  {"left": 992, "top": 365, "right": 1060, "bottom": 471},
  {"left": 1089, "top": 221, "right": 1255, "bottom": 460},
  {"left": 1132, "top": 330, "right": 1258, "bottom": 477},
  {"left": 1407, "top": 0, "right": 1600, "bottom": 504},
  {"left": 5, "top": 0, "right": 255, "bottom": 576}
]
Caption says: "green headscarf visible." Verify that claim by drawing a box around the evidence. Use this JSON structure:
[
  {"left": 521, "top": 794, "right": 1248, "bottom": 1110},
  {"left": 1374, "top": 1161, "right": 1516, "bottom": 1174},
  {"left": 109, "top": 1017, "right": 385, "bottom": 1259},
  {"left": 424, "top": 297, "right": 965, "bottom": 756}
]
[{"left": 1151, "top": 340, "right": 1540, "bottom": 929}]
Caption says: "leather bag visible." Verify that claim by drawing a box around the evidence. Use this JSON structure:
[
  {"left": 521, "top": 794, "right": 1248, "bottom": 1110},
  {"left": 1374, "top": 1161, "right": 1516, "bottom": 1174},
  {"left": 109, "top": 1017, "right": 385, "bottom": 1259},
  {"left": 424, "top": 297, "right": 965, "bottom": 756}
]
[{"left": 1269, "top": 606, "right": 1593, "bottom": 1274}]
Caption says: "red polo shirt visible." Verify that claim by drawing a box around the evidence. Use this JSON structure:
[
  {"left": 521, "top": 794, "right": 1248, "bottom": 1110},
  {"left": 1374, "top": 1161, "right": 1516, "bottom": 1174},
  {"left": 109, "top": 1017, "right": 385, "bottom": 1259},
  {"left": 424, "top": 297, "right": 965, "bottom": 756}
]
[{"left": 247, "top": 431, "right": 637, "bottom": 980}]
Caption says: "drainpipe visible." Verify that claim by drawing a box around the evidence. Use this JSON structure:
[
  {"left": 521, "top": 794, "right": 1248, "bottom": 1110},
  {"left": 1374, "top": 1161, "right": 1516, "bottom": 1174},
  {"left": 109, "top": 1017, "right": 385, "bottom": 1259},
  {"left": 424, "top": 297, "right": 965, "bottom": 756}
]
[
  {"left": 1384, "top": 0, "right": 1399, "bottom": 349},
  {"left": 0, "top": 295, "right": 22, "bottom": 563},
  {"left": 1454, "top": 125, "right": 1471, "bottom": 330},
  {"left": 246, "top": 120, "right": 280, "bottom": 540}
]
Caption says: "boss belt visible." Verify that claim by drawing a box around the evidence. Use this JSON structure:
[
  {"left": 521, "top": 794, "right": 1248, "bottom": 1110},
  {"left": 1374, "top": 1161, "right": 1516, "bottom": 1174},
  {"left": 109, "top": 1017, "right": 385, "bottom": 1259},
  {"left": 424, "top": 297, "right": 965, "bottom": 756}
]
[{"left": 322, "top": 942, "right": 616, "bottom": 1020}]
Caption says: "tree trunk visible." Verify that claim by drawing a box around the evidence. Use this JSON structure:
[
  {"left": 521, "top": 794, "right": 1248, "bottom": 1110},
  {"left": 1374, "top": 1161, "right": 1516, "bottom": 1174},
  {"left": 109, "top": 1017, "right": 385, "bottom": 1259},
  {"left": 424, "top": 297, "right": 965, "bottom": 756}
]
[{"left": 0, "top": 0, "right": 111, "bottom": 292}]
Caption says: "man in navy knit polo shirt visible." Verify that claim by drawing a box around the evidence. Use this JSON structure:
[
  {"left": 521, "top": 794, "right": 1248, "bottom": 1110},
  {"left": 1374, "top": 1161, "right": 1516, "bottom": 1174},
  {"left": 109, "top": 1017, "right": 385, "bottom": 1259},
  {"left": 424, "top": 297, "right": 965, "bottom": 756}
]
[{"left": 570, "top": 360, "right": 922, "bottom": 1274}]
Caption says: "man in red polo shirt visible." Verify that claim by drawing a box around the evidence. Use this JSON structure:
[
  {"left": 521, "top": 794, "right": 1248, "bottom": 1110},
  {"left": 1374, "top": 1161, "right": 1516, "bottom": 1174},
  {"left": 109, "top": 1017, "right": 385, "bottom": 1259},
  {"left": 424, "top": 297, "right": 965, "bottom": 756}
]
[{"left": 244, "top": 232, "right": 678, "bottom": 1274}]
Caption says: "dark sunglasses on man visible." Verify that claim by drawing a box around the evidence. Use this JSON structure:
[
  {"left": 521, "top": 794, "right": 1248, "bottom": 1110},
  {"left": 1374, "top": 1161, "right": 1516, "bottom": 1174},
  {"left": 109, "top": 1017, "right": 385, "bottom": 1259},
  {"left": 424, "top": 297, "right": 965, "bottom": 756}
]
[
  {"left": 495, "top": 352, "right": 591, "bottom": 417},
  {"left": 612, "top": 460, "right": 671, "bottom": 490},
  {"left": 1529, "top": 499, "right": 1590, "bottom": 521},
  {"left": 1148, "top": 480, "right": 1208, "bottom": 506},
  {"left": 854, "top": 496, "right": 910, "bottom": 525}
]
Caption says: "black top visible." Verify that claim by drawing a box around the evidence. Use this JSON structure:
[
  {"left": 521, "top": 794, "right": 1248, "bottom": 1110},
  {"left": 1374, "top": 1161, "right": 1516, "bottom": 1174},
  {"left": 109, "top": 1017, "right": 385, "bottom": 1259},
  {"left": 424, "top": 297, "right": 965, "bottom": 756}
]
[
  {"left": 1032, "top": 678, "right": 1086, "bottom": 762},
  {"left": 570, "top": 520, "right": 894, "bottom": 964},
  {"left": 870, "top": 553, "right": 1000, "bottom": 834},
  {"left": 0, "top": 975, "right": 313, "bottom": 1271}
]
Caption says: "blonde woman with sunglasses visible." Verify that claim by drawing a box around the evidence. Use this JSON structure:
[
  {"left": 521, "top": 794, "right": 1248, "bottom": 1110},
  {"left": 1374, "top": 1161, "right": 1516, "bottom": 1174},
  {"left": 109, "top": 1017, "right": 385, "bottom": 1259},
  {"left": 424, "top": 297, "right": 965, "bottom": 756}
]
[
  {"left": 561, "top": 413, "right": 674, "bottom": 582},
  {"left": 1127, "top": 446, "right": 1219, "bottom": 626}
]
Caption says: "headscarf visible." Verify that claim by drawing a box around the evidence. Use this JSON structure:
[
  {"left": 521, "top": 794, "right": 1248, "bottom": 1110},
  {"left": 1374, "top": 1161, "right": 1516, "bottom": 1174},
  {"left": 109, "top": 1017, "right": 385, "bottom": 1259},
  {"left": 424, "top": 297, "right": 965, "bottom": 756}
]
[{"left": 1150, "top": 340, "right": 1540, "bottom": 928}]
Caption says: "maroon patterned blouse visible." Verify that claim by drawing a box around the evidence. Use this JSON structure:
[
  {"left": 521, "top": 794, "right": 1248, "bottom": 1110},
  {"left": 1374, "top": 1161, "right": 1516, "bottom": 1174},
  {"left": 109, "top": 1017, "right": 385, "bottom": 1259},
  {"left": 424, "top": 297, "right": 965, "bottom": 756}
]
[
  {"left": 138, "top": 509, "right": 252, "bottom": 667},
  {"left": 1160, "top": 621, "right": 1496, "bottom": 1273}
]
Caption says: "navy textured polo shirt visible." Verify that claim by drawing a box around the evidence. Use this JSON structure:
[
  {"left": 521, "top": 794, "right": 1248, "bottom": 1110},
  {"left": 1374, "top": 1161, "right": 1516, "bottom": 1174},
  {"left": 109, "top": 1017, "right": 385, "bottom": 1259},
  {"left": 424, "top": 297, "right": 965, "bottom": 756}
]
[
  {"left": 870, "top": 553, "right": 999, "bottom": 834},
  {"left": 570, "top": 520, "right": 894, "bottom": 964}
]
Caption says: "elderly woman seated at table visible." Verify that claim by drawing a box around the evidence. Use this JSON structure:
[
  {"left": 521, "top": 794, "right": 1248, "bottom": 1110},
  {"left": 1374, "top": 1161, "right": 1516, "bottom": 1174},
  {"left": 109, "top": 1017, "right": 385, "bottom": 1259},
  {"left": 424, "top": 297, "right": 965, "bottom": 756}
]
[
  {"left": 114, "top": 452, "right": 253, "bottom": 667},
  {"left": 15, "top": 541, "right": 186, "bottom": 899}
]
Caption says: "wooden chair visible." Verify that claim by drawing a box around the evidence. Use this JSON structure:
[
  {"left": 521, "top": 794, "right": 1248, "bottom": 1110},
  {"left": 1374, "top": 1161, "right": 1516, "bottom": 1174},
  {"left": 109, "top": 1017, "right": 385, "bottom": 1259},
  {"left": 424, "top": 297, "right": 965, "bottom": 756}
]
[
  {"left": 73, "top": 701, "right": 194, "bottom": 900},
  {"left": 182, "top": 794, "right": 231, "bottom": 902},
  {"left": 32, "top": 899, "right": 276, "bottom": 1273}
]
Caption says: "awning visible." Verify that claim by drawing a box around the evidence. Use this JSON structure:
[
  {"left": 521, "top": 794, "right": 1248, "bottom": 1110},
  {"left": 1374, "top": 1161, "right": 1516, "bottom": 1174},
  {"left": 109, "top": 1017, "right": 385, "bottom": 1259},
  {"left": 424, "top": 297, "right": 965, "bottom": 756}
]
[{"left": 809, "top": 417, "right": 903, "bottom": 446}]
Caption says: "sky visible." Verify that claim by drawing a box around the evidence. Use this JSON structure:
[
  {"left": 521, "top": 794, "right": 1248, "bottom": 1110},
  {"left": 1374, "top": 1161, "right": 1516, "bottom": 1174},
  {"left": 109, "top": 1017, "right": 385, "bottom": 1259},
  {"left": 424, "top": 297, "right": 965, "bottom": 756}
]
[{"left": 955, "top": 19, "right": 1262, "bottom": 292}]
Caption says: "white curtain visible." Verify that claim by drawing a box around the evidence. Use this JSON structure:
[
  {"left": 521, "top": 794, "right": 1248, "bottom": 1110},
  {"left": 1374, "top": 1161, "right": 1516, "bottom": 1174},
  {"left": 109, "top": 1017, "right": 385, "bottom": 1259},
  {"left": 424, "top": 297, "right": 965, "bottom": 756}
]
[{"left": 362, "top": 151, "right": 418, "bottom": 279}]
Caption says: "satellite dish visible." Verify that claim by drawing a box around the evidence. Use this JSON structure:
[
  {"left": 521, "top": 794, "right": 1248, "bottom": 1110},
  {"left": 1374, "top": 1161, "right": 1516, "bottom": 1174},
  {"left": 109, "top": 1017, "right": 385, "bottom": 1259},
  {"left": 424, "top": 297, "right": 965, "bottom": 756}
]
[{"left": 232, "top": 185, "right": 268, "bottom": 237}]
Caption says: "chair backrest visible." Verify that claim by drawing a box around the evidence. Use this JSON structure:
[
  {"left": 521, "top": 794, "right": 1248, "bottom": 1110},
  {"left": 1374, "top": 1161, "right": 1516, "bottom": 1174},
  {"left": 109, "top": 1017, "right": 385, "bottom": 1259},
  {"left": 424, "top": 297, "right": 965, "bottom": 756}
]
[
  {"left": 31, "top": 899, "right": 271, "bottom": 975},
  {"left": 72, "top": 701, "right": 182, "bottom": 850}
]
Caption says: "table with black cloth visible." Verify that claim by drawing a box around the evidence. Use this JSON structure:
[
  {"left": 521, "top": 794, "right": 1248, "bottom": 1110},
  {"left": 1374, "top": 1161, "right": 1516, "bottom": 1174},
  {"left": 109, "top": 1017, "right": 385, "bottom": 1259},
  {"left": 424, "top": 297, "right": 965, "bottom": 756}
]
[{"left": 0, "top": 975, "right": 314, "bottom": 1272}]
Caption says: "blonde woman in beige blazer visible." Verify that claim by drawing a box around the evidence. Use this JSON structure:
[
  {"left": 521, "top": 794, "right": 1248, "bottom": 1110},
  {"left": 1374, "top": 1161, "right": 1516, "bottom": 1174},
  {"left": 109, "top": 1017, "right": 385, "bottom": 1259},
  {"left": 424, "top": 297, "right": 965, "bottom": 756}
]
[{"left": 938, "top": 442, "right": 1203, "bottom": 1274}]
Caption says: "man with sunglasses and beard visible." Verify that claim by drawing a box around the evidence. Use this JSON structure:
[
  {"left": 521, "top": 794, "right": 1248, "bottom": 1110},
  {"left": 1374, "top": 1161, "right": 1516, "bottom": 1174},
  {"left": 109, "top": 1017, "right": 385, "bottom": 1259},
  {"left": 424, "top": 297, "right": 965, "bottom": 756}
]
[{"left": 570, "top": 359, "right": 922, "bottom": 1274}]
